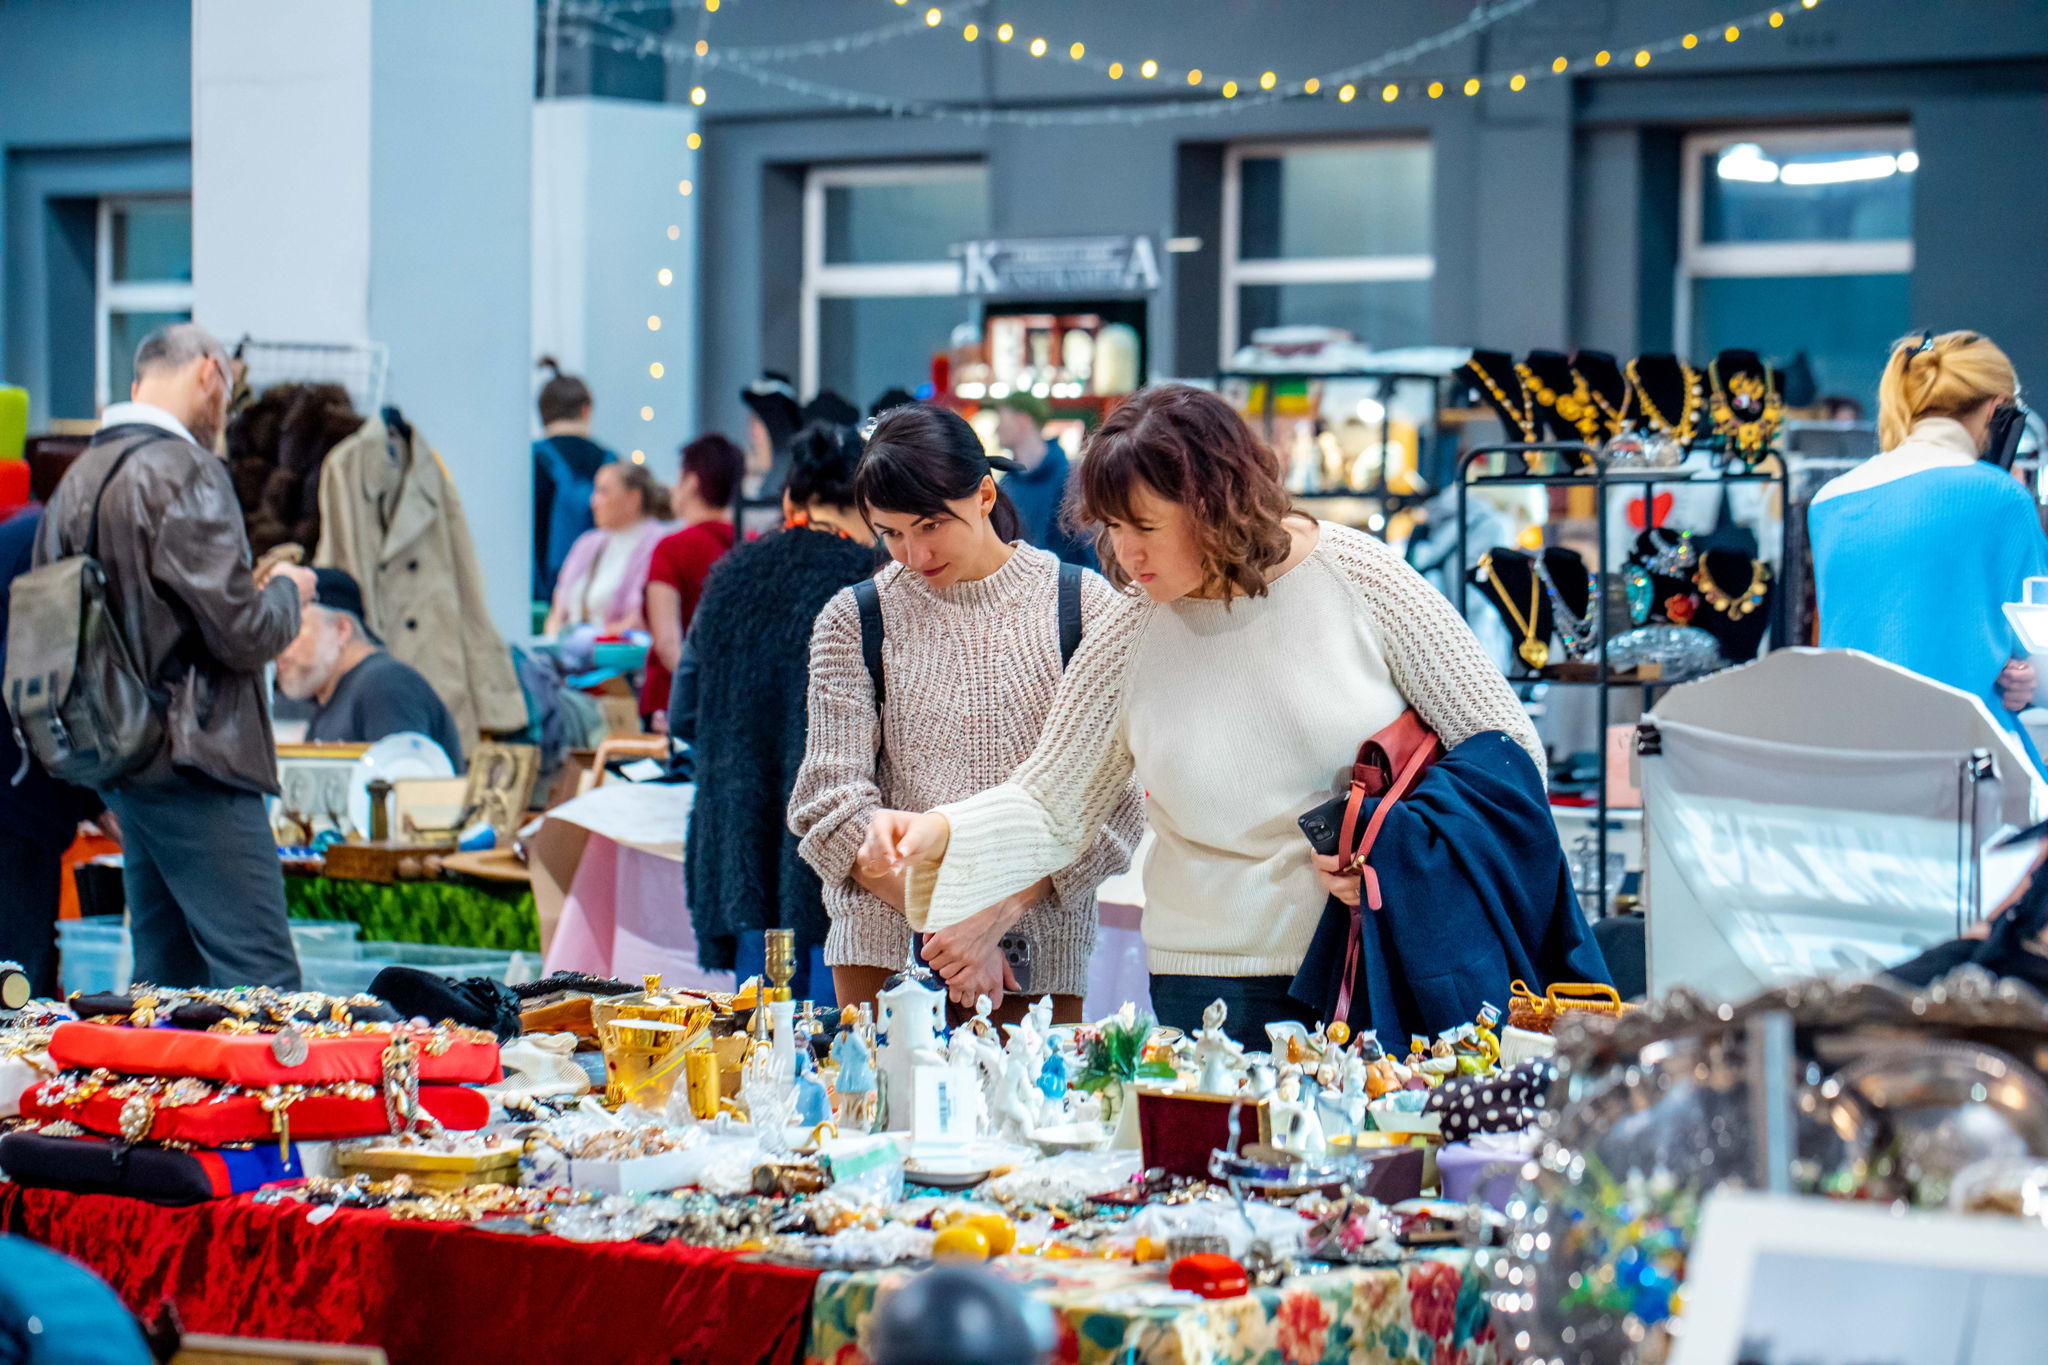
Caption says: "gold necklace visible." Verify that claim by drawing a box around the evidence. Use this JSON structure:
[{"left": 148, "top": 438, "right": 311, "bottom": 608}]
[
  {"left": 1464, "top": 359, "right": 1538, "bottom": 442},
  {"left": 1695, "top": 558, "right": 1770, "bottom": 620},
  {"left": 1575, "top": 367, "right": 1634, "bottom": 439},
  {"left": 1516, "top": 363, "right": 1600, "bottom": 443},
  {"left": 1707, "top": 359, "right": 1785, "bottom": 456},
  {"left": 1479, "top": 551, "right": 1550, "bottom": 669},
  {"left": 1626, "top": 358, "right": 1701, "bottom": 445}
]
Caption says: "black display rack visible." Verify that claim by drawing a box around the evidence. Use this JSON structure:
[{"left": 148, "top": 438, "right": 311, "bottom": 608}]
[{"left": 1454, "top": 443, "right": 1790, "bottom": 919}]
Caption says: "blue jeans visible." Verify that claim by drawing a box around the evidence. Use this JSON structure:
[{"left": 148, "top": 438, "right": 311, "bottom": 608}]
[
  {"left": 731, "top": 935, "right": 836, "bottom": 1010},
  {"left": 1148, "top": 973, "right": 1316, "bottom": 1049}
]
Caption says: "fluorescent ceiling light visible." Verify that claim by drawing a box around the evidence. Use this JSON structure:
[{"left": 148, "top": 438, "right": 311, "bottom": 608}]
[
  {"left": 1779, "top": 153, "right": 1899, "bottom": 185},
  {"left": 1717, "top": 143, "right": 1780, "bottom": 183}
]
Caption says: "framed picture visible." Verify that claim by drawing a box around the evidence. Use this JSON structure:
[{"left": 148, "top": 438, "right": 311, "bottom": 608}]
[
  {"left": 1672, "top": 1189, "right": 2048, "bottom": 1365},
  {"left": 274, "top": 743, "right": 371, "bottom": 843},
  {"left": 463, "top": 741, "right": 540, "bottom": 835}
]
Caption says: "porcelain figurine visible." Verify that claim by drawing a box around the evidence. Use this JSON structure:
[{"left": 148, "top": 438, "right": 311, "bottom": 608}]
[
  {"left": 830, "top": 1012, "right": 879, "bottom": 1131},
  {"left": 1194, "top": 999, "right": 1245, "bottom": 1095},
  {"left": 877, "top": 972, "right": 947, "bottom": 1131},
  {"left": 793, "top": 1050, "right": 832, "bottom": 1129},
  {"left": 1270, "top": 1070, "right": 1328, "bottom": 1160}
]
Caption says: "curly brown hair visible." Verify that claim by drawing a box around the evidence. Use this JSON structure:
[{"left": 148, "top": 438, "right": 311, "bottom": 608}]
[{"left": 1075, "top": 384, "right": 1296, "bottom": 599}]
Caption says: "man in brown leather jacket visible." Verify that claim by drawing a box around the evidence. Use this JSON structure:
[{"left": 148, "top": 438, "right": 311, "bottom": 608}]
[{"left": 35, "top": 323, "right": 317, "bottom": 989}]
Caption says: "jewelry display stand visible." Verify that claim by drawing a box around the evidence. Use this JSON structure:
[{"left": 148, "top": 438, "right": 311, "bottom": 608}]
[
  {"left": 1217, "top": 367, "right": 1456, "bottom": 515},
  {"left": 1455, "top": 442, "right": 1789, "bottom": 919}
]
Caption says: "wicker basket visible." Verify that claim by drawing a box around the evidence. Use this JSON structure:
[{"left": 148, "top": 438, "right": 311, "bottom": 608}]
[{"left": 1507, "top": 980, "right": 1628, "bottom": 1036}]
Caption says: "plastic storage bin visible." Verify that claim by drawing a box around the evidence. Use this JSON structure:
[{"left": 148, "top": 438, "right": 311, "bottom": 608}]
[
  {"left": 298, "top": 941, "right": 534, "bottom": 998},
  {"left": 56, "top": 919, "right": 132, "bottom": 996}
]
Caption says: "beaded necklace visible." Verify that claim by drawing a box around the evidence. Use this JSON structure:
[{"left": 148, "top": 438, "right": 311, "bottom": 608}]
[
  {"left": 1517, "top": 363, "right": 1601, "bottom": 443},
  {"left": 1464, "top": 359, "right": 1538, "bottom": 442},
  {"left": 1626, "top": 358, "right": 1702, "bottom": 446},
  {"left": 1695, "top": 558, "right": 1771, "bottom": 620}
]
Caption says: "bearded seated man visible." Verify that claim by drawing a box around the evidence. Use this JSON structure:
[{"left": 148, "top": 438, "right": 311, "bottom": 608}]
[{"left": 277, "top": 569, "right": 465, "bottom": 769}]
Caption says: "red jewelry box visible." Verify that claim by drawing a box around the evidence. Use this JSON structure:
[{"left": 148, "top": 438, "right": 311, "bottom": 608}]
[
  {"left": 23, "top": 1083, "right": 489, "bottom": 1145},
  {"left": 49, "top": 1023, "right": 502, "bottom": 1087}
]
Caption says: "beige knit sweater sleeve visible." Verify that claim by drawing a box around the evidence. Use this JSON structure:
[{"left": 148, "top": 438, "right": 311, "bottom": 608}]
[
  {"left": 789, "top": 588, "right": 891, "bottom": 913},
  {"left": 1319, "top": 523, "right": 1546, "bottom": 775},
  {"left": 905, "top": 592, "right": 1151, "bottom": 933}
]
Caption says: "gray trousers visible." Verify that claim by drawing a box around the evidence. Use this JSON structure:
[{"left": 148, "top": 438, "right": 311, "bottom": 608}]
[{"left": 103, "top": 776, "right": 301, "bottom": 990}]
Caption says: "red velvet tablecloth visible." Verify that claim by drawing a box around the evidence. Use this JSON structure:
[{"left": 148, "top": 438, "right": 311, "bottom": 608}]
[{"left": 0, "top": 1183, "right": 819, "bottom": 1365}]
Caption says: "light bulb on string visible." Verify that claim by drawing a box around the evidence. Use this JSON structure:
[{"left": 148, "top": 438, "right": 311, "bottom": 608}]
[
  {"left": 666, "top": 225, "right": 680, "bottom": 241},
  {"left": 1463, "top": 77, "right": 1481, "bottom": 95},
  {"left": 1683, "top": 33, "right": 1699, "bottom": 49},
  {"left": 1552, "top": 56, "right": 1568, "bottom": 73},
  {"left": 686, "top": 133, "right": 701, "bottom": 149},
  {"left": 694, "top": 39, "right": 708, "bottom": 56},
  {"left": 996, "top": 23, "right": 1012, "bottom": 41},
  {"left": 1029, "top": 37, "right": 1046, "bottom": 56},
  {"left": 1222, "top": 80, "right": 1238, "bottom": 97},
  {"left": 924, "top": 8, "right": 941, "bottom": 27},
  {"left": 1725, "top": 25, "right": 1741, "bottom": 41},
  {"left": 631, "top": 450, "right": 646, "bottom": 463},
  {"left": 677, "top": 179, "right": 693, "bottom": 195},
  {"left": 1428, "top": 81, "right": 1443, "bottom": 98},
  {"left": 1304, "top": 77, "right": 1320, "bottom": 94},
  {"left": 650, "top": 363, "right": 664, "bottom": 379},
  {"left": 689, "top": 86, "right": 706, "bottom": 105},
  {"left": 1594, "top": 50, "right": 1611, "bottom": 66},
  {"left": 657, "top": 268, "right": 673, "bottom": 286},
  {"left": 1509, "top": 74, "right": 1526, "bottom": 91},
  {"left": 1338, "top": 83, "right": 1356, "bottom": 102},
  {"left": 963, "top": 23, "right": 977, "bottom": 40},
  {"left": 1260, "top": 71, "right": 1276, "bottom": 90},
  {"left": 1381, "top": 82, "right": 1398, "bottom": 102},
  {"left": 1140, "top": 59, "right": 1158, "bottom": 78},
  {"left": 1107, "top": 61, "right": 1123, "bottom": 78},
  {"left": 640, "top": 406, "right": 654, "bottom": 422},
  {"left": 1770, "top": 11, "right": 1785, "bottom": 26},
  {"left": 1187, "top": 69, "right": 1203, "bottom": 85},
  {"left": 1069, "top": 41, "right": 1083, "bottom": 59},
  {"left": 647, "top": 315, "right": 662, "bottom": 331},
  {"left": 1635, "top": 49, "right": 1651, "bottom": 66}
]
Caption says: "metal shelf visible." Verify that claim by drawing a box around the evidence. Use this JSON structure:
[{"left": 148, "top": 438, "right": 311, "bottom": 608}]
[{"left": 1456, "top": 441, "right": 1790, "bottom": 921}]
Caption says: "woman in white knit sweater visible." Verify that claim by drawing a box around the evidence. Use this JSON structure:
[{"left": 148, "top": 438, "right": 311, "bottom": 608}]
[
  {"left": 788, "top": 404, "right": 1144, "bottom": 1023},
  {"left": 866, "top": 384, "right": 1543, "bottom": 1041}
]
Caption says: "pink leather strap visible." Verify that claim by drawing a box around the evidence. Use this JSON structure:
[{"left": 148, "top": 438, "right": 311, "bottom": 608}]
[{"left": 1330, "top": 736, "right": 1441, "bottom": 1025}]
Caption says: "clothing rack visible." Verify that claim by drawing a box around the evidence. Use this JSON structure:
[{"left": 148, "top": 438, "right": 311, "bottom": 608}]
[
  {"left": 234, "top": 338, "right": 390, "bottom": 417},
  {"left": 1454, "top": 443, "right": 1790, "bottom": 920}
]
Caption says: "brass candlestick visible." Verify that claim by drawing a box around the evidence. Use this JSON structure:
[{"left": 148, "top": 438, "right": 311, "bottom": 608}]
[{"left": 764, "top": 928, "right": 796, "bottom": 1005}]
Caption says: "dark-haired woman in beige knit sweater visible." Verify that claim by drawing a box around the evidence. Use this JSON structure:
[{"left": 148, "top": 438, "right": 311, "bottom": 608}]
[{"left": 788, "top": 404, "right": 1143, "bottom": 1023}]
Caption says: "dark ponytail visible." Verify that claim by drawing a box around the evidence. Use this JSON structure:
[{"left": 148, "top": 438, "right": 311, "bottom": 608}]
[
  {"left": 856, "top": 403, "right": 1024, "bottom": 542},
  {"left": 536, "top": 356, "right": 592, "bottom": 425},
  {"left": 785, "top": 421, "right": 864, "bottom": 510}
]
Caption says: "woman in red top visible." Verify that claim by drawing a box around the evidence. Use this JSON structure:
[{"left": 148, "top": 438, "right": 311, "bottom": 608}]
[{"left": 643, "top": 434, "right": 744, "bottom": 726}]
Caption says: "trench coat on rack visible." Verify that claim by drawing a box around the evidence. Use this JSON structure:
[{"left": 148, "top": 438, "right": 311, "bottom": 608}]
[{"left": 315, "top": 415, "right": 527, "bottom": 745}]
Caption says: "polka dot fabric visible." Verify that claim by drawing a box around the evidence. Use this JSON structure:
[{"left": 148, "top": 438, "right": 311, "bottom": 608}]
[{"left": 1423, "top": 1058, "right": 1559, "bottom": 1142}]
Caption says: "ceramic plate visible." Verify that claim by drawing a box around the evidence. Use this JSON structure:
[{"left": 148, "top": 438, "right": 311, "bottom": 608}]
[{"left": 346, "top": 731, "right": 457, "bottom": 837}]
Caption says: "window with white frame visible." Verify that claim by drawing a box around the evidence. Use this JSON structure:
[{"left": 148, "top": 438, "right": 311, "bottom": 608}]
[
  {"left": 800, "top": 164, "right": 987, "bottom": 405},
  {"left": 1221, "top": 141, "right": 1434, "bottom": 359},
  {"left": 97, "top": 196, "right": 194, "bottom": 410},
  {"left": 1678, "top": 127, "right": 1915, "bottom": 407}
]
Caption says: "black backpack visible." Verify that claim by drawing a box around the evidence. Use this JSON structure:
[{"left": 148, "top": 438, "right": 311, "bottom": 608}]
[
  {"left": 850, "top": 561, "right": 1084, "bottom": 713},
  {"left": 5, "top": 446, "right": 165, "bottom": 787}
]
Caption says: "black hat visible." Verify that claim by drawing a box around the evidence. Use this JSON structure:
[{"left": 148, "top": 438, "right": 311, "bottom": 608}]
[
  {"left": 741, "top": 372, "right": 803, "bottom": 451},
  {"left": 311, "top": 568, "right": 382, "bottom": 645},
  {"left": 368, "top": 966, "right": 522, "bottom": 1043},
  {"left": 804, "top": 390, "right": 862, "bottom": 429},
  {"left": 869, "top": 387, "right": 917, "bottom": 418}
]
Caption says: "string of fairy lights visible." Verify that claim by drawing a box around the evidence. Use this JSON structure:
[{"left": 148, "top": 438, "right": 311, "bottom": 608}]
[
  {"left": 625, "top": 0, "right": 716, "bottom": 462},
  {"left": 573, "top": 0, "right": 1831, "bottom": 436},
  {"left": 564, "top": 0, "right": 1830, "bottom": 126}
]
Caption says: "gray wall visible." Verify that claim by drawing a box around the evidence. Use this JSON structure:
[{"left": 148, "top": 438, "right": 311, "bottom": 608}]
[
  {"left": 677, "top": 0, "right": 2048, "bottom": 442},
  {"left": 0, "top": 0, "right": 191, "bottom": 424}
]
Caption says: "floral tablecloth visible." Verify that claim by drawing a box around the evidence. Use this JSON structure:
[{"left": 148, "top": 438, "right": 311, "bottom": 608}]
[{"left": 805, "top": 1251, "right": 1495, "bottom": 1365}]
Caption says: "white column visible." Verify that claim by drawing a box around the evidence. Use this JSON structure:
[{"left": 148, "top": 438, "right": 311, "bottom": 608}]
[
  {"left": 191, "top": 0, "right": 535, "bottom": 634},
  {"left": 532, "top": 98, "right": 700, "bottom": 478}
]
